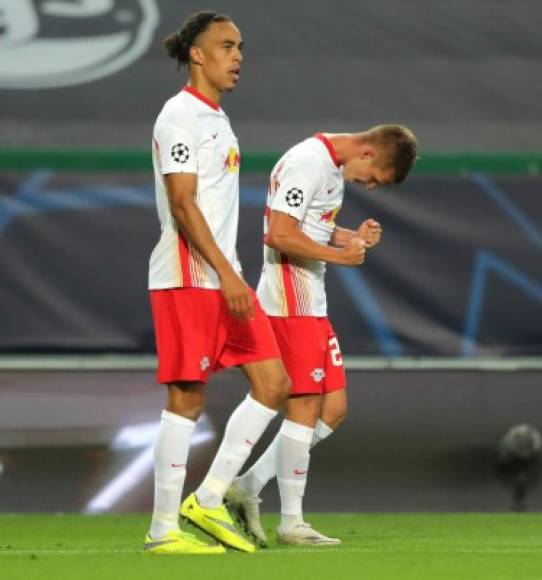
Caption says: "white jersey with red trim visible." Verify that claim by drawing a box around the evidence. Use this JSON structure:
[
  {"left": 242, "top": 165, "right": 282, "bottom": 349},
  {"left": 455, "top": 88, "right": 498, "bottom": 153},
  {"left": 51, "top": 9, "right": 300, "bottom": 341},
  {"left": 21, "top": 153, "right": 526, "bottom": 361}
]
[
  {"left": 257, "top": 134, "right": 344, "bottom": 316},
  {"left": 149, "top": 86, "right": 242, "bottom": 290}
]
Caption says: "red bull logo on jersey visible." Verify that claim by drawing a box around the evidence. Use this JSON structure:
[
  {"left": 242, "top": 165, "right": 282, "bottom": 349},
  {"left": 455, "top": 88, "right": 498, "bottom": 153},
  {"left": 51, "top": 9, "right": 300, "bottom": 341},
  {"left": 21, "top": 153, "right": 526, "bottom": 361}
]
[
  {"left": 224, "top": 148, "right": 241, "bottom": 173},
  {"left": 319, "top": 205, "right": 341, "bottom": 226}
]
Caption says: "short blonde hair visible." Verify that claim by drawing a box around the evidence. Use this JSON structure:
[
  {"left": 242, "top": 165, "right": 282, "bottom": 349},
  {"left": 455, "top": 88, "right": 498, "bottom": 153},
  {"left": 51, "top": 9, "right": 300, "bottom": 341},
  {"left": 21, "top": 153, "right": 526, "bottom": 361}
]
[{"left": 366, "top": 125, "right": 418, "bottom": 183}]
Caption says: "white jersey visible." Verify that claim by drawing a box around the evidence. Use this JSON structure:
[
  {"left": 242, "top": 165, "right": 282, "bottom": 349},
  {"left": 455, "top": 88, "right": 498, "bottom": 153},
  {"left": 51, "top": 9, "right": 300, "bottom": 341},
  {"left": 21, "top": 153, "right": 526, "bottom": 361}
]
[
  {"left": 149, "top": 86, "right": 242, "bottom": 290},
  {"left": 257, "top": 133, "right": 344, "bottom": 317}
]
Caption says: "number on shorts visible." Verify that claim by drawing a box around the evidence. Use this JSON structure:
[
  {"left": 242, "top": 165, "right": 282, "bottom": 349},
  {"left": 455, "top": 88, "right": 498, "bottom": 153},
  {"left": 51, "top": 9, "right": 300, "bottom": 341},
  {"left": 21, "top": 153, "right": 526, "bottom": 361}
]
[{"left": 329, "top": 336, "right": 343, "bottom": 366}]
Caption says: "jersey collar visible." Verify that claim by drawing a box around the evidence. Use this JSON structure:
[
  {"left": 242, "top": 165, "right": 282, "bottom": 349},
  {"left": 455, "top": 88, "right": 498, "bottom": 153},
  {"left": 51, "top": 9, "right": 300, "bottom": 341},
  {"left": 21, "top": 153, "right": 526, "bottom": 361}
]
[
  {"left": 182, "top": 86, "right": 221, "bottom": 112},
  {"left": 314, "top": 133, "right": 340, "bottom": 168}
]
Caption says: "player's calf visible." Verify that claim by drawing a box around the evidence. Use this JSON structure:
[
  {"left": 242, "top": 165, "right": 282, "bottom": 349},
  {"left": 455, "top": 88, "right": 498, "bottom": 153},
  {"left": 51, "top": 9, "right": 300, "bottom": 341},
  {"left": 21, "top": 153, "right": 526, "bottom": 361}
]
[{"left": 319, "top": 388, "right": 347, "bottom": 431}]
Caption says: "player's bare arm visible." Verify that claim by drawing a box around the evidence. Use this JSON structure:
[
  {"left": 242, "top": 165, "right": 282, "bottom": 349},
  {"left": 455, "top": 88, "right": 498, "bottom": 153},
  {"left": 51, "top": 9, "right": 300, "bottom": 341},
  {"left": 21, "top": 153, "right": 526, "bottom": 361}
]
[
  {"left": 165, "top": 172, "right": 254, "bottom": 319},
  {"left": 330, "top": 219, "right": 382, "bottom": 249},
  {"left": 266, "top": 210, "right": 366, "bottom": 266}
]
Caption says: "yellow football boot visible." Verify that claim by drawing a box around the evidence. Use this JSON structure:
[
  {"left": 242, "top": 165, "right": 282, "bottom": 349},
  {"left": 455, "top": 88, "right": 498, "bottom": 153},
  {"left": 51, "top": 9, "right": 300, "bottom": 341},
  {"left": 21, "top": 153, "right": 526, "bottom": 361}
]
[
  {"left": 144, "top": 529, "right": 226, "bottom": 555},
  {"left": 180, "top": 492, "right": 256, "bottom": 553}
]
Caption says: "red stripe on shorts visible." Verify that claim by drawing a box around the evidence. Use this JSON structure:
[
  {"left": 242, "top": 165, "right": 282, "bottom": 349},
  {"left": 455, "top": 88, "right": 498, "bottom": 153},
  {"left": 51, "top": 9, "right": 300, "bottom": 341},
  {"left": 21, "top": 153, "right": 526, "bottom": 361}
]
[
  {"left": 280, "top": 254, "right": 298, "bottom": 316},
  {"left": 178, "top": 231, "right": 192, "bottom": 286}
]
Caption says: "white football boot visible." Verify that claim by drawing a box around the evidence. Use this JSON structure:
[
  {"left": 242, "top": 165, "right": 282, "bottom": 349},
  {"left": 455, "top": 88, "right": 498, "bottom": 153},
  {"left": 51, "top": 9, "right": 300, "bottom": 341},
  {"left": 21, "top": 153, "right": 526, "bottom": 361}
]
[
  {"left": 277, "top": 523, "right": 341, "bottom": 546},
  {"left": 225, "top": 478, "right": 268, "bottom": 547}
]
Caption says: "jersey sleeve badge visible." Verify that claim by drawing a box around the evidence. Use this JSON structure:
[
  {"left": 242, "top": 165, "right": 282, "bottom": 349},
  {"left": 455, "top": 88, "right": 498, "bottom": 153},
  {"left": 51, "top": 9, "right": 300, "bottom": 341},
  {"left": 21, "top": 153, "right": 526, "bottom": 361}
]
[{"left": 171, "top": 143, "right": 190, "bottom": 164}]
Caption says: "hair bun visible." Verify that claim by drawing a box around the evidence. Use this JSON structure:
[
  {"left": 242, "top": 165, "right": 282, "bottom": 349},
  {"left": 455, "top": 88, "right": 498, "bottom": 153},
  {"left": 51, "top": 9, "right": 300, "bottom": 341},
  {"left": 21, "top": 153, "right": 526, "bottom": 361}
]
[{"left": 164, "top": 11, "right": 231, "bottom": 67}]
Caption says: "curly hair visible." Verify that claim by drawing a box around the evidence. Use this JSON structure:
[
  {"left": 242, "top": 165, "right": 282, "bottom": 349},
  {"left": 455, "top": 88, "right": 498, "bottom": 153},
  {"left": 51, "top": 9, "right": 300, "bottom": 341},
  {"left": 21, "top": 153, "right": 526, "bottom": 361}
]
[{"left": 163, "top": 11, "right": 232, "bottom": 66}]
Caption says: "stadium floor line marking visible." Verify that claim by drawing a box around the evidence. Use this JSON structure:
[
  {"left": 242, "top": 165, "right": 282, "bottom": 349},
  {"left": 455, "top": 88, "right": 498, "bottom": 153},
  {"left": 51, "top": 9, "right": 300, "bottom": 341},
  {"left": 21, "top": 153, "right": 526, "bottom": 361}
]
[
  {"left": 0, "top": 550, "right": 137, "bottom": 555},
  {"left": 2, "top": 547, "right": 542, "bottom": 556}
]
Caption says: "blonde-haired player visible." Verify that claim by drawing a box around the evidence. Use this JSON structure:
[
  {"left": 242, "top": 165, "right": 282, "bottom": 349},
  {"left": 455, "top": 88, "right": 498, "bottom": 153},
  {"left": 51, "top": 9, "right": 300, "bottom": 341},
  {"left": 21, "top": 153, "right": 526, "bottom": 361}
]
[{"left": 227, "top": 126, "right": 417, "bottom": 545}]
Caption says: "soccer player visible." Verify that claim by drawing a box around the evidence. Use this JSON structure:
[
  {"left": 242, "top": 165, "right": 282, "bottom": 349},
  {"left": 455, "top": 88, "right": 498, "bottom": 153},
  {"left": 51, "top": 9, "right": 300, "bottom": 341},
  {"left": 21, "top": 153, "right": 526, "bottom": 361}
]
[
  {"left": 226, "top": 126, "right": 418, "bottom": 545},
  {"left": 145, "top": 11, "right": 292, "bottom": 555}
]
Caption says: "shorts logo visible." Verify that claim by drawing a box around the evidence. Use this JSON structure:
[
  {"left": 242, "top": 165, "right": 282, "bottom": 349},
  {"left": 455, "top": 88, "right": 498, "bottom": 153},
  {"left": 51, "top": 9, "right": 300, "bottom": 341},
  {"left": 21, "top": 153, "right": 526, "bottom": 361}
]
[
  {"left": 0, "top": 0, "right": 159, "bottom": 89},
  {"left": 310, "top": 368, "right": 325, "bottom": 383},
  {"left": 200, "top": 356, "right": 210, "bottom": 371},
  {"left": 171, "top": 143, "right": 190, "bottom": 164},
  {"left": 286, "top": 187, "right": 304, "bottom": 208}
]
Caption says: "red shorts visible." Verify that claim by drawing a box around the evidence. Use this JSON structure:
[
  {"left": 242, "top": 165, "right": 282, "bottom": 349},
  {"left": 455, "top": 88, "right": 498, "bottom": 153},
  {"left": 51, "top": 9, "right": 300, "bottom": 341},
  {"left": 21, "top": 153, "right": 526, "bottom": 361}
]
[
  {"left": 269, "top": 316, "right": 346, "bottom": 395},
  {"left": 150, "top": 288, "right": 281, "bottom": 384}
]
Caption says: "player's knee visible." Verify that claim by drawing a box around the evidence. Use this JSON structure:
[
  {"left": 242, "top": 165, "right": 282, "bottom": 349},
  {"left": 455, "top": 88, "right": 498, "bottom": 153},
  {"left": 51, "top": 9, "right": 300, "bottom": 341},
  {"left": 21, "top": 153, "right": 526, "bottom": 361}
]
[
  {"left": 260, "top": 372, "right": 291, "bottom": 410},
  {"left": 166, "top": 400, "right": 203, "bottom": 421},
  {"left": 166, "top": 384, "right": 205, "bottom": 420},
  {"left": 271, "top": 373, "right": 291, "bottom": 406},
  {"left": 286, "top": 395, "right": 321, "bottom": 427}
]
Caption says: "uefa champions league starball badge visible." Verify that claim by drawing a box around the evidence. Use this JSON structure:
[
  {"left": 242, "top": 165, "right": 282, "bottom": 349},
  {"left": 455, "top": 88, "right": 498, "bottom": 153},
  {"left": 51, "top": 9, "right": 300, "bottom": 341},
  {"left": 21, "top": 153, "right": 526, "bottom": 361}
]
[
  {"left": 171, "top": 143, "right": 190, "bottom": 164},
  {"left": 286, "top": 187, "right": 304, "bottom": 207}
]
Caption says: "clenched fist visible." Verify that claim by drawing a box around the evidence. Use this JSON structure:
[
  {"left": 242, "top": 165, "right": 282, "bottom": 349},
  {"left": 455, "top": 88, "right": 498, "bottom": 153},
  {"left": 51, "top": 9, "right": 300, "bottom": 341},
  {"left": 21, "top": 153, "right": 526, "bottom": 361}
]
[
  {"left": 357, "top": 219, "right": 382, "bottom": 248},
  {"left": 336, "top": 237, "right": 366, "bottom": 266}
]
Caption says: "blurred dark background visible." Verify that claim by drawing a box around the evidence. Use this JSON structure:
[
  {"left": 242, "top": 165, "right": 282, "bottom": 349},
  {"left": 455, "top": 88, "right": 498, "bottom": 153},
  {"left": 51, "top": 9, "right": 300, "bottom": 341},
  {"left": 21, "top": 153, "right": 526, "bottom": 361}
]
[
  {"left": 0, "top": 0, "right": 541, "bottom": 514},
  {"left": 2, "top": 0, "right": 541, "bottom": 151}
]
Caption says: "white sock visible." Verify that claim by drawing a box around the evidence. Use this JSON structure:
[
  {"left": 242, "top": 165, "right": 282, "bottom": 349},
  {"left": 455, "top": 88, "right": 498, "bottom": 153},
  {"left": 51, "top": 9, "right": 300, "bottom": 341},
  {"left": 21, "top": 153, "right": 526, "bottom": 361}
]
[
  {"left": 150, "top": 410, "right": 195, "bottom": 539},
  {"left": 237, "top": 418, "right": 334, "bottom": 497},
  {"left": 276, "top": 419, "right": 314, "bottom": 531},
  {"left": 236, "top": 435, "right": 279, "bottom": 497},
  {"left": 311, "top": 419, "right": 334, "bottom": 448},
  {"left": 196, "top": 395, "right": 277, "bottom": 508}
]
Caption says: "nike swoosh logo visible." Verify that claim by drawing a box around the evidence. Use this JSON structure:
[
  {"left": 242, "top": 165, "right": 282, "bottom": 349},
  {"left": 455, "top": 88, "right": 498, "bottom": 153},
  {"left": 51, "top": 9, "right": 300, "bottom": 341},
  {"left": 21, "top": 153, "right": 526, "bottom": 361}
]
[
  {"left": 245, "top": 439, "right": 255, "bottom": 446},
  {"left": 144, "top": 539, "right": 177, "bottom": 550},
  {"left": 294, "top": 469, "right": 308, "bottom": 475},
  {"left": 171, "top": 463, "right": 186, "bottom": 468},
  {"left": 204, "top": 514, "right": 241, "bottom": 535}
]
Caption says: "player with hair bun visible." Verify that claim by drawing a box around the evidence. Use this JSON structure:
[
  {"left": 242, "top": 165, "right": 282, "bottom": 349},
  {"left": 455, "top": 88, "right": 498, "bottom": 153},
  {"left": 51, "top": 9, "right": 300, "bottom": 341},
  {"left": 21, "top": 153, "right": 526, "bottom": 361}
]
[
  {"left": 145, "top": 11, "right": 291, "bottom": 555},
  {"left": 163, "top": 11, "right": 233, "bottom": 67}
]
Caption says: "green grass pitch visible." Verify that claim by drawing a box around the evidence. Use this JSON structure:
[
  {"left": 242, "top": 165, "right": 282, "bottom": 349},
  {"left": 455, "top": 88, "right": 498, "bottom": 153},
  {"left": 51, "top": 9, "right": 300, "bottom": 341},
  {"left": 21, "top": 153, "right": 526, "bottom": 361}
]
[{"left": 1, "top": 513, "right": 542, "bottom": 579}]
